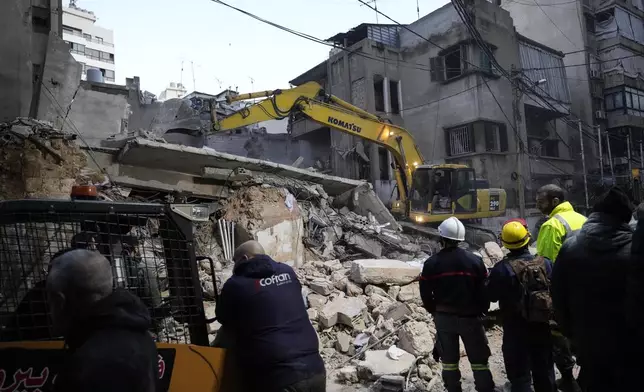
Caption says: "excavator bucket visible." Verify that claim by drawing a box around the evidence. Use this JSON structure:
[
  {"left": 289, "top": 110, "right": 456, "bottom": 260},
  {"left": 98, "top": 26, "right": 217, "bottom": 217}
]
[{"left": 0, "top": 199, "right": 225, "bottom": 391}]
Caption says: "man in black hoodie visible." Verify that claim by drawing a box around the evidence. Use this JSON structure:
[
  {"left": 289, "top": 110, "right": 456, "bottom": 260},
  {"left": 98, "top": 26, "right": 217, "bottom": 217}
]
[
  {"left": 47, "top": 249, "right": 158, "bottom": 392},
  {"left": 216, "top": 241, "right": 325, "bottom": 392},
  {"left": 552, "top": 187, "right": 635, "bottom": 391}
]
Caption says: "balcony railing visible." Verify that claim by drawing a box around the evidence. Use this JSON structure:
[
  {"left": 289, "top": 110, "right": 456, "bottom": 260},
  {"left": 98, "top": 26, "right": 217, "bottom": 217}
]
[{"left": 63, "top": 29, "right": 114, "bottom": 47}]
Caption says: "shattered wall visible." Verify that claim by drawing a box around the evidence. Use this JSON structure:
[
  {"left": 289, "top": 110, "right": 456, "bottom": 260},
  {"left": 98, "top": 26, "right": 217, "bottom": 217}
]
[
  {"left": 0, "top": 119, "right": 87, "bottom": 200},
  {"left": 223, "top": 186, "right": 305, "bottom": 266}
]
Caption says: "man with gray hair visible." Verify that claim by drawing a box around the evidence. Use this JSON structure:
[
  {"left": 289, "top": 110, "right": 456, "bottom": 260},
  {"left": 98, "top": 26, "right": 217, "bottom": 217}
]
[{"left": 47, "top": 249, "right": 158, "bottom": 392}]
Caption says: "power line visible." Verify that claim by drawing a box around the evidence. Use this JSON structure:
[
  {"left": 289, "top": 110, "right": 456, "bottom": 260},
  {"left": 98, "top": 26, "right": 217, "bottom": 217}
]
[
  {"left": 209, "top": 0, "right": 439, "bottom": 75},
  {"left": 530, "top": 0, "right": 579, "bottom": 49},
  {"left": 521, "top": 52, "right": 644, "bottom": 70}
]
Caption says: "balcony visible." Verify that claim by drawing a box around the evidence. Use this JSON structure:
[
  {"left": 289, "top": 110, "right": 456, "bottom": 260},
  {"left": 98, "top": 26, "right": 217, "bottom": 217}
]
[{"left": 62, "top": 29, "right": 114, "bottom": 47}]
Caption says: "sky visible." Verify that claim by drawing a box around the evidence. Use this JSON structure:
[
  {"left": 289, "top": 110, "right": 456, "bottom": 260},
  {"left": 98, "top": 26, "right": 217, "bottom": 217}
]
[{"left": 77, "top": 0, "right": 449, "bottom": 97}]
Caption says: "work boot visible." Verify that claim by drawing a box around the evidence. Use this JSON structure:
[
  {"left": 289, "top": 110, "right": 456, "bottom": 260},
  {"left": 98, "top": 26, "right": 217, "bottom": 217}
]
[{"left": 556, "top": 372, "right": 582, "bottom": 392}]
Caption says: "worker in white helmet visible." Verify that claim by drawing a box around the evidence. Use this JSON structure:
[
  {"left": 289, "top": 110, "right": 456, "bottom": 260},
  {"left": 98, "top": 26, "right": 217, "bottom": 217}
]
[{"left": 419, "top": 217, "right": 494, "bottom": 392}]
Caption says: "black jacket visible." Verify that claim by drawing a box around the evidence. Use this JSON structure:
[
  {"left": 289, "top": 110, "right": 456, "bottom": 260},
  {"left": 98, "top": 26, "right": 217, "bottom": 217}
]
[
  {"left": 627, "top": 205, "right": 644, "bottom": 361},
  {"left": 552, "top": 212, "right": 632, "bottom": 363},
  {"left": 216, "top": 255, "right": 324, "bottom": 391},
  {"left": 54, "top": 289, "right": 158, "bottom": 392},
  {"left": 419, "top": 246, "right": 489, "bottom": 316},
  {"left": 487, "top": 249, "right": 553, "bottom": 324}
]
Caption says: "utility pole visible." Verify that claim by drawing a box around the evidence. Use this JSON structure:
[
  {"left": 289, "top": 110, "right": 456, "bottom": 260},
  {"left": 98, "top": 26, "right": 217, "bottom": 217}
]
[
  {"left": 627, "top": 130, "right": 633, "bottom": 185},
  {"left": 596, "top": 125, "right": 604, "bottom": 182},
  {"left": 606, "top": 132, "right": 616, "bottom": 184},
  {"left": 640, "top": 141, "right": 643, "bottom": 170},
  {"left": 578, "top": 120, "right": 589, "bottom": 209},
  {"left": 512, "top": 66, "right": 526, "bottom": 218}
]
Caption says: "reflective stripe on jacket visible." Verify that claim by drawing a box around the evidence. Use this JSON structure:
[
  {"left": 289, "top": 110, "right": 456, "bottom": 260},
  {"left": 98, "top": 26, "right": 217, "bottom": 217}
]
[{"left": 536, "top": 202, "right": 587, "bottom": 262}]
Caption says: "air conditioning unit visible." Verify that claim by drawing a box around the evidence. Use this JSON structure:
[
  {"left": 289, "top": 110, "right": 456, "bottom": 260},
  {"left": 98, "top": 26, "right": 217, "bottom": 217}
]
[
  {"left": 590, "top": 69, "right": 601, "bottom": 79},
  {"left": 595, "top": 110, "right": 606, "bottom": 119}
]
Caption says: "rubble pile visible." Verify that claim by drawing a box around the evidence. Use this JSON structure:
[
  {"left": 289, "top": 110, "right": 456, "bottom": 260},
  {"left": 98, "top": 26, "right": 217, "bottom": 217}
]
[
  {"left": 192, "top": 183, "right": 448, "bottom": 391},
  {"left": 0, "top": 118, "right": 86, "bottom": 200}
]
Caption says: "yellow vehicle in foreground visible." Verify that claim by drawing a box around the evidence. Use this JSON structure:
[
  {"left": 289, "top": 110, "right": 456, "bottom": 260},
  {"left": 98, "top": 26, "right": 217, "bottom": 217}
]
[{"left": 211, "top": 81, "right": 507, "bottom": 226}]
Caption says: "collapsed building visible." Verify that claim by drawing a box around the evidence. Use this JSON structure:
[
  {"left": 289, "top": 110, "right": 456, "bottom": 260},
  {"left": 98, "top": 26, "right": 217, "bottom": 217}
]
[{"left": 0, "top": 118, "right": 512, "bottom": 390}]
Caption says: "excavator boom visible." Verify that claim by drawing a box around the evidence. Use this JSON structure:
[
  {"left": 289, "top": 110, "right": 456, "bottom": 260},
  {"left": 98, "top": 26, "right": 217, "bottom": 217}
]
[{"left": 211, "top": 81, "right": 425, "bottom": 204}]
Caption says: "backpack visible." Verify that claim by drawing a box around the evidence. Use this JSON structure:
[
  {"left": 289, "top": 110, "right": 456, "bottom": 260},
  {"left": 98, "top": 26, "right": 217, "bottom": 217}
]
[{"left": 507, "top": 256, "right": 552, "bottom": 323}]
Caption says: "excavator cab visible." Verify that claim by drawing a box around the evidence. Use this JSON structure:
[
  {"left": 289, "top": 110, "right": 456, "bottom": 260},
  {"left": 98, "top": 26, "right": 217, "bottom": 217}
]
[{"left": 408, "top": 164, "right": 506, "bottom": 223}]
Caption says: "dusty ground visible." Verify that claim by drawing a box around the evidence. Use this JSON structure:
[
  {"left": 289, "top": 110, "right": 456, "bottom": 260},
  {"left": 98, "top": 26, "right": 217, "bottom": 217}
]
[
  {"left": 433, "top": 326, "right": 509, "bottom": 392},
  {"left": 326, "top": 327, "right": 509, "bottom": 392}
]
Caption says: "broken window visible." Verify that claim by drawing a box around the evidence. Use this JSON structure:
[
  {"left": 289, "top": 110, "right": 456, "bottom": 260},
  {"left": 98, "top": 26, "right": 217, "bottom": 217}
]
[
  {"left": 430, "top": 44, "right": 469, "bottom": 82},
  {"left": 389, "top": 80, "right": 400, "bottom": 114},
  {"left": 374, "top": 75, "right": 385, "bottom": 112},
  {"left": 445, "top": 125, "right": 475, "bottom": 156}
]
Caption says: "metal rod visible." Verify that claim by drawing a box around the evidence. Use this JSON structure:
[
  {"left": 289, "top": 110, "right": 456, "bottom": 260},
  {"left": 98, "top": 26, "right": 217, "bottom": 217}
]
[
  {"left": 640, "top": 141, "right": 643, "bottom": 170},
  {"left": 578, "top": 120, "right": 589, "bottom": 209},
  {"left": 218, "top": 219, "right": 228, "bottom": 261},
  {"left": 597, "top": 125, "right": 604, "bottom": 182},
  {"left": 606, "top": 132, "right": 616, "bottom": 184},
  {"left": 231, "top": 221, "right": 236, "bottom": 256},
  {"left": 222, "top": 219, "right": 231, "bottom": 262}
]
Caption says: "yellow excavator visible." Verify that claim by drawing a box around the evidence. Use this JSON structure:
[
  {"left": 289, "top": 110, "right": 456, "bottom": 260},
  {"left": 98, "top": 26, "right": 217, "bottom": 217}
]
[{"left": 210, "top": 81, "right": 507, "bottom": 229}]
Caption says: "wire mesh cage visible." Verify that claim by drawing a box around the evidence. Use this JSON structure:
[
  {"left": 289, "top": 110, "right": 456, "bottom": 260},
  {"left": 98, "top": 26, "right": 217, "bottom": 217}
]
[{"left": 0, "top": 200, "right": 209, "bottom": 346}]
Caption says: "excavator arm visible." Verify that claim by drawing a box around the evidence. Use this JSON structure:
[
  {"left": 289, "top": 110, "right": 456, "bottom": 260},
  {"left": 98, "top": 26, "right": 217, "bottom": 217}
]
[{"left": 210, "top": 81, "right": 425, "bottom": 205}]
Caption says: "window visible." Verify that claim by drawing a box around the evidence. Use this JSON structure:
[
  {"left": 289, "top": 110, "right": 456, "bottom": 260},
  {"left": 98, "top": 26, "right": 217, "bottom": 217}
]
[
  {"left": 69, "top": 42, "right": 85, "bottom": 55},
  {"left": 85, "top": 48, "right": 100, "bottom": 59},
  {"left": 32, "top": 6, "right": 50, "bottom": 34},
  {"left": 389, "top": 80, "right": 400, "bottom": 114},
  {"left": 62, "top": 25, "right": 82, "bottom": 36},
  {"left": 542, "top": 140, "right": 560, "bottom": 157},
  {"left": 445, "top": 125, "right": 475, "bottom": 156},
  {"left": 96, "top": 37, "right": 104, "bottom": 44},
  {"left": 378, "top": 148, "right": 390, "bottom": 180},
  {"left": 374, "top": 75, "right": 385, "bottom": 112},
  {"left": 430, "top": 44, "right": 469, "bottom": 82},
  {"left": 104, "top": 70, "right": 115, "bottom": 79},
  {"left": 484, "top": 123, "right": 508, "bottom": 152},
  {"left": 584, "top": 13, "right": 595, "bottom": 33},
  {"left": 480, "top": 51, "right": 494, "bottom": 74},
  {"left": 83, "top": 33, "right": 91, "bottom": 40}
]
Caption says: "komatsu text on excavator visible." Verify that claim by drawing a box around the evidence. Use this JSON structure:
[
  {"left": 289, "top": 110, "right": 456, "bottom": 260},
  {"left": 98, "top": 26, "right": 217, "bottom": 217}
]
[{"left": 210, "top": 81, "right": 507, "bottom": 226}]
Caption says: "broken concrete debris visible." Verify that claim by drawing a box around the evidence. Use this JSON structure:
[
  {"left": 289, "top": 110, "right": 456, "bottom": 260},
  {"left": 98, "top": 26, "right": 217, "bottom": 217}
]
[
  {"left": 397, "top": 321, "right": 435, "bottom": 357},
  {"left": 357, "top": 349, "right": 416, "bottom": 380},
  {"left": 351, "top": 259, "right": 422, "bottom": 285}
]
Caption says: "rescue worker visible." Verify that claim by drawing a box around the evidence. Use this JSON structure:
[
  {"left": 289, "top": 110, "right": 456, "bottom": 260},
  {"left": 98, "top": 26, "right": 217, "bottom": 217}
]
[
  {"left": 535, "top": 184, "right": 585, "bottom": 392},
  {"left": 487, "top": 221, "right": 555, "bottom": 392},
  {"left": 419, "top": 217, "right": 494, "bottom": 392},
  {"left": 216, "top": 241, "right": 326, "bottom": 392},
  {"left": 626, "top": 202, "right": 644, "bottom": 391},
  {"left": 47, "top": 249, "right": 158, "bottom": 391},
  {"left": 553, "top": 187, "right": 636, "bottom": 391}
]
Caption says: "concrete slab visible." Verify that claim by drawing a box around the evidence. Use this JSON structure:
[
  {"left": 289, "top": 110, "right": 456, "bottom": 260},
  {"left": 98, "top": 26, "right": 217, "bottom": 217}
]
[{"left": 115, "top": 138, "right": 364, "bottom": 196}]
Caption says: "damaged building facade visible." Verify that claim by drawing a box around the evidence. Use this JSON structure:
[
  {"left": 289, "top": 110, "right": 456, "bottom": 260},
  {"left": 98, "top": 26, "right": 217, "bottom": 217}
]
[
  {"left": 0, "top": 0, "right": 81, "bottom": 124},
  {"left": 503, "top": 0, "right": 644, "bottom": 189},
  {"left": 290, "top": 0, "right": 576, "bottom": 209}
]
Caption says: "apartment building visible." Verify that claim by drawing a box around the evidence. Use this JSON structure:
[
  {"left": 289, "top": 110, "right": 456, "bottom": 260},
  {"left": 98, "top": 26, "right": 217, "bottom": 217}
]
[
  {"left": 159, "top": 82, "right": 187, "bottom": 101},
  {"left": 502, "top": 0, "right": 644, "bottom": 187},
  {"left": 62, "top": 3, "right": 115, "bottom": 82},
  {"left": 289, "top": 0, "right": 574, "bottom": 208}
]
